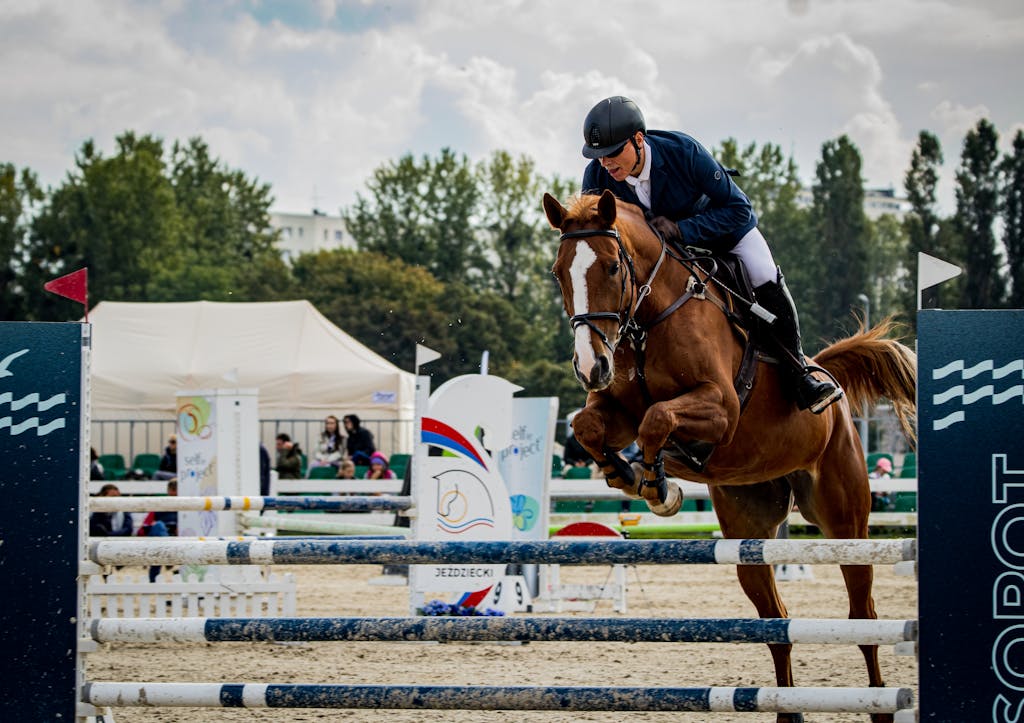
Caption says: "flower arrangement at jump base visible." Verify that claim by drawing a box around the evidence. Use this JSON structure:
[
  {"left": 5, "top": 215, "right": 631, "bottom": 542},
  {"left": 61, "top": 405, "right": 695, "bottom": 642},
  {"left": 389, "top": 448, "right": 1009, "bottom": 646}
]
[{"left": 417, "top": 599, "right": 505, "bottom": 617}]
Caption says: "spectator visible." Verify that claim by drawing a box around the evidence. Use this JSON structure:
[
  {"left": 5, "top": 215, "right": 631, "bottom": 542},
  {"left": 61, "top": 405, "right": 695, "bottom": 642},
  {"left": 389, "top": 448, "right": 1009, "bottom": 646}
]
[
  {"left": 307, "top": 415, "right": 345, "bottom": 476},
  {"left": 364, "top": 451, "right": 396, "bottom": 480},
  {"left": 869, "top": 457, "right": 894, "bottom": 512},
  {"left": 336, "top": 459, "right": 357, "bottom": 480},
  {"left": 140, "top": 480, "right": 178, "bottom": 582},
  {"left": 343, "top": 414, "right": 375, "bottom": 465},
  {"left": 89, "top": 447, "right": 106, "bottom": 481},
  {"left": 275, "top": 433, "right": 303, "bottom": 479},
  {"left": 155, "top": 434, "right": 177, "bottom": 481},
  {"left": 258, "top": 441, "right": 271, "bottom": 496},
  {"left": 89, "top": 484, "right": 134, "bottom": 537}
]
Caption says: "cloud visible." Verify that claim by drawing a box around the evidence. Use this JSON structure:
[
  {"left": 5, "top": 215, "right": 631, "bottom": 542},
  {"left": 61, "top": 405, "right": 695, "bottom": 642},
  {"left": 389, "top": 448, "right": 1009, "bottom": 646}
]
[{"left": 1, "top": 0, "right": 1021, "bottom": 218}]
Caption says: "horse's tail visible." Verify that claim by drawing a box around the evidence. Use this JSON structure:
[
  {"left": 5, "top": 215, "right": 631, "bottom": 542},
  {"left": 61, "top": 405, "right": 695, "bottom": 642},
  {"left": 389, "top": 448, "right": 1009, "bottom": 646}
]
[{"left": 813, "top": 317, "right": 917, "bottom": 448}]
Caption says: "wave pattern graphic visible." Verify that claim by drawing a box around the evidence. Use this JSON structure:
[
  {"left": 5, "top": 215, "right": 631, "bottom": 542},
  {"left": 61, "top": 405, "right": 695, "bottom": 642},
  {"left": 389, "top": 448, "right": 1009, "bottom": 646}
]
[
  {"left": 0, "top": 416, "right": 66, "bottom": 436},
  {"left": 0, "top": 391, "right": 69, "bottom": 436},
  {"left": 933, "top": 359, "right": 1024, "bottom": 380},
  {"left": 931, "top": 358, "right": 1024, "bottom": 430}
]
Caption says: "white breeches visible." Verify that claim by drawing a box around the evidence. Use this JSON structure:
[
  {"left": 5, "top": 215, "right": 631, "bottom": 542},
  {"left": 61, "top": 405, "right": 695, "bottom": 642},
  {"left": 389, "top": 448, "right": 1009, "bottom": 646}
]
[{"left": 731, "top": 226, "right": 777, "bottom": 287}]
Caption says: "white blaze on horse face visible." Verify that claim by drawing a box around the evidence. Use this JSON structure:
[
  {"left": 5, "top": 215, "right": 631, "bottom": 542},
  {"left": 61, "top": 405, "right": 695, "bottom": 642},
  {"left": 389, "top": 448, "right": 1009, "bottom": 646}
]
[{"left": 570, "top": 242, "right": 601, "bottom": 379}]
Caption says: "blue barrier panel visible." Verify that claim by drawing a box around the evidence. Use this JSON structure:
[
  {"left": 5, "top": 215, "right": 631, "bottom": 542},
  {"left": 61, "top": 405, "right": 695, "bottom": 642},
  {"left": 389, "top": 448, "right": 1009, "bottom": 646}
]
[
  {"left": 918, "top": 310, "right": 1024, "bottom": 720},
  {"left": 0, "top": 322, "right": 84, "bottom": 721}
]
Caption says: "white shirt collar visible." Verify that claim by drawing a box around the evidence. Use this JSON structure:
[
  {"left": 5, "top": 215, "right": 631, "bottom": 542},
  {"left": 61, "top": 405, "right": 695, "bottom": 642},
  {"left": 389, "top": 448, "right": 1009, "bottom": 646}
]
[{"left": 624, "top": 139, "right": 653, "bottom": 207}]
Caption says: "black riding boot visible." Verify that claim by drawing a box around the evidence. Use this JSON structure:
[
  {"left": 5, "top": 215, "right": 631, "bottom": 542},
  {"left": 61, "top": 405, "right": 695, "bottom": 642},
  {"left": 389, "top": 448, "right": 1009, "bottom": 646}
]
[{"left": 754, "top": 271, "right": 844, "bottom": 414}]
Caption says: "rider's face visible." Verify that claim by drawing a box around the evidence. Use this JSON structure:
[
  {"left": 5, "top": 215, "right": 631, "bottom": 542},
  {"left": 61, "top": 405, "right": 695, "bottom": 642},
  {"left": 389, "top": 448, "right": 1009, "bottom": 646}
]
[{"left": 599, "top": 133, "right": 641, "bottom": 182}]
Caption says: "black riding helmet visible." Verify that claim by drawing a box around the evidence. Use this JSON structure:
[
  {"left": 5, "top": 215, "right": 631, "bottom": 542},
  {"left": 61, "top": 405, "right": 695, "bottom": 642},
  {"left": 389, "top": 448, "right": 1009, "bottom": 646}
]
[{"left": 581, "top": 96, "right": 646, "bottom": 159}]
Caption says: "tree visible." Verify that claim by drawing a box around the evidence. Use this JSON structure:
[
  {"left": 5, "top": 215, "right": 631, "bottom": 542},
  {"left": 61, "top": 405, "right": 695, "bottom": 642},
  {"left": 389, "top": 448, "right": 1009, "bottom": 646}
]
[
  {"left": 0, "top": 163, "right": 43, "bottom": 320},
  {"left": 476, "top": 151, "right": 576, "bottom": 363},
  {"left": 954, "top": 119, "right": 1005, "bottom": 308},
  {"left": 27, "top": 133, "right": 181, "bottom": 316},
  {"left": 291, "top": 249, "right": 452, "bottom": 372},
  {"left": 716, "top": 139, "right": 820, "bottom": 345},
  {"left": 291, "top": 248, "right": 538, "bottom": 382},
  {"left": 866, "top": 213, "right": 909, "bottom": 325},
  {"left": 810, "top": 136, "right": 870, "bottom": 339},
  {"left": 150, "top": 137, "right": 292, "bottom": 301},
  {"left": 902, "top": 131, "right": 945, "bottom": 316},
  {"left": 343, "top": 149, "right": 483, "bottom": 285},
  {"left": 1000, "top": 130, "right": 1024, "bottom": 307}
]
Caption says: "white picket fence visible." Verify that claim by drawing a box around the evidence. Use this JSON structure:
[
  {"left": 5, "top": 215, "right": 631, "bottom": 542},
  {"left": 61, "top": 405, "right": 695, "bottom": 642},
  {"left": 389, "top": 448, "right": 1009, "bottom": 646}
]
[{"left": 87, "top": 567, "right": 296, "bottom": 619}]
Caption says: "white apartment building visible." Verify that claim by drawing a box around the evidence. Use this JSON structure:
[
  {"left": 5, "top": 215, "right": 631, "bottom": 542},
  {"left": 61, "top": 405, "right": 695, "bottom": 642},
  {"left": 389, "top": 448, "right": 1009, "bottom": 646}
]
[
  {"left": 795, "top": 187, "right": 911, "bottom": 221},
  {"left": 269, "top": 210, "right": 356, "bottom": 263}
]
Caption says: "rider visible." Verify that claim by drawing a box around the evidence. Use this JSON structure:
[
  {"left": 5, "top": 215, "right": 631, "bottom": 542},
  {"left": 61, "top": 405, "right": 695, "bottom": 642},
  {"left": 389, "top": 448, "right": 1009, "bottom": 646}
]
[{"left": 579, "top": 95, "right": 842, "bottom": 414}]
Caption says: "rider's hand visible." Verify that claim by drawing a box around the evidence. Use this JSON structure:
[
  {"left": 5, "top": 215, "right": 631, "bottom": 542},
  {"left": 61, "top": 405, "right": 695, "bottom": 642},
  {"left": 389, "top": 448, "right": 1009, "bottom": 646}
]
[{"left": 649, "top": 216, "right": 682, "bottom": 243}]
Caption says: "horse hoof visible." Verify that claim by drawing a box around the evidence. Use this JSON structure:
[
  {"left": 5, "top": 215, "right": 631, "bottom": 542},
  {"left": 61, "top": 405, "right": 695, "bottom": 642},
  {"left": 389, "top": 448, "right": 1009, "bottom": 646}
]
[
  {"left": 605, "top": 468, "right": 643, "bottom": 499},
  {"left": 646, "top": 481, "right": 682, "bottom": 517}
]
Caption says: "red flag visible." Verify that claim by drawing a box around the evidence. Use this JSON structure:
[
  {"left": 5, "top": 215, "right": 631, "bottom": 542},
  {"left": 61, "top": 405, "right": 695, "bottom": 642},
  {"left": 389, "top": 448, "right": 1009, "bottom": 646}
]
[{"left": 43, "top": 267, "right": 89, "bottom": 320}]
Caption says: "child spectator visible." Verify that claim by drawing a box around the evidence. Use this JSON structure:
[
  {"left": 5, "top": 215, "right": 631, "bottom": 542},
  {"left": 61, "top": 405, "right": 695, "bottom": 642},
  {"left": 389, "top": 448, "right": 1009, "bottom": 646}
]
[
  {"left": 364, "top": 451, "right": 396, "bottom": 480},
  {"left": 307, "top": 415, "right": 345, "bottom": 476},
  {"left": 89, "top": 484, "right": 134, "bottom": 537},
  {"left": 336, "top": 459, "right": 357, "bottom": 480},
  {"left": 140, "top": 480, "right": 178, "bottom": 582},
  {"left": 870, "top": 457, "right": 894, "bottom": 511},
  {"left": 275, "top": 433, "right": 303, "bottom": 479},
  {"left": 343, "top": 414, "right": 376, "bottom": 465}
]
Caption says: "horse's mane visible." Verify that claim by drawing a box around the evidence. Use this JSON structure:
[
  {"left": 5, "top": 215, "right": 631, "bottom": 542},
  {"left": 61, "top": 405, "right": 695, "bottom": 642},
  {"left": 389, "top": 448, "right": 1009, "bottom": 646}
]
[{"left": 563, "top": 193, "right": 650, "bottom": 248}]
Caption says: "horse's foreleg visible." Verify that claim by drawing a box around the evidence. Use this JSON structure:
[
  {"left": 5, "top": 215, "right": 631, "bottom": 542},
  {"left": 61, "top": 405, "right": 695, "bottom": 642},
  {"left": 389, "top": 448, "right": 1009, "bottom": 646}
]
[
  {"left": 635, "top": 384, "right": 736, "bottom": 516},
  {"left": 570, "top": 399, "right": 640, "bottom": 496}
]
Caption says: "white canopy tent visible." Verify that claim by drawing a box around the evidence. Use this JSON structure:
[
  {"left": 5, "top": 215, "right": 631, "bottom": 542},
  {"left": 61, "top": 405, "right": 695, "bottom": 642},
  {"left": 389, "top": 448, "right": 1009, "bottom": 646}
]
[{"left": 87, "top": 300, "right": 415, "bottom": 456}]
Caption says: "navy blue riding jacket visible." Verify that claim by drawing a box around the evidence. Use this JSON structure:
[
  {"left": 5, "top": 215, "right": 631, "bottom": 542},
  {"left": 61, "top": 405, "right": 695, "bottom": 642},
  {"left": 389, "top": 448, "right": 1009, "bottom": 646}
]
[{"left": 582, "top": 130, "right": 758, "bottom": 252}]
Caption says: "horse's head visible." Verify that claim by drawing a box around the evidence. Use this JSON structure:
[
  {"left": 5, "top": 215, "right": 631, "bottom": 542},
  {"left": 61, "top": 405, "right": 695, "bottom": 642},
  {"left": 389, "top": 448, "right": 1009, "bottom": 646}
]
[{"left": 544, "top": 189, "right": 641, "bottom": 392}]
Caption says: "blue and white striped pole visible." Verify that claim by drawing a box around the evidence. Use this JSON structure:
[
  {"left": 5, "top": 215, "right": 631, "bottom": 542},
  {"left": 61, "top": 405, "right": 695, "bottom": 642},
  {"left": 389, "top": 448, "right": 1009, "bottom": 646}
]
[
  {"left": 88, "top": 537, "right": 917, "bottom": 567},
  {"left": 82, "top": 682, "right": 914, "bottom": 713},
  {"left": 90, "top": 616, "right": 917, "bottom": 646},
  {"left": 90, "top": 495, "right": 412, "bottom": 513}
]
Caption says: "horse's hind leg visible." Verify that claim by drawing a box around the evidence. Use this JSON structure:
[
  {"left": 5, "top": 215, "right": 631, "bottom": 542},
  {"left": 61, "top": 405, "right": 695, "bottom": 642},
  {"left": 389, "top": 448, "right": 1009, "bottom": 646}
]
[
  {"left": 791, "top": 431, "right": 890, "bottom": 723},
  {"left": 711, "top": 480, "right": 804, "bottom": 723}
]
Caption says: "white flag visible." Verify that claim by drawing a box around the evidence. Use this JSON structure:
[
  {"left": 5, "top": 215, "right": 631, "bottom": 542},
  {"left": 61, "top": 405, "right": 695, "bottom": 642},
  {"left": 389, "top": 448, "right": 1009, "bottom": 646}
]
[
  {"left": 918, "top": 253, "right": 962, "bottom": 309},
  {"left": 415, "top": 344, "right": 441, "bottom": 371}
]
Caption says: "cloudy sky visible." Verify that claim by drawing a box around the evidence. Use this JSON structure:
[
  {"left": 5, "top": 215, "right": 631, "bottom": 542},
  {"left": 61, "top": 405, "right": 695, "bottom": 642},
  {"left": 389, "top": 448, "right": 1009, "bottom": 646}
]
[{"left": 3, "top": 0, "right": 1022, "bottom": 216}]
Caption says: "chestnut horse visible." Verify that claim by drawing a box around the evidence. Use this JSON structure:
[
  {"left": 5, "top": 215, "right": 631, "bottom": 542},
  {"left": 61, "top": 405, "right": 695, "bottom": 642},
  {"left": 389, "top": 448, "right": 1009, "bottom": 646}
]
[{"left": 543, "top": 189, "right": 916, "bottom": 723}]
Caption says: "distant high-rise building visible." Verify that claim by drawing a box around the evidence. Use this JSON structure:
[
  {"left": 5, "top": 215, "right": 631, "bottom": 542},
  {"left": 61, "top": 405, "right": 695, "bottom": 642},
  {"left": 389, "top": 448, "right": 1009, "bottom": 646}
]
[
  {"left": 795, "top": 187, "right": 911, "bottom": 221},
  {"left": 269, "top": 210, "right": 355, "bottom": 263}
]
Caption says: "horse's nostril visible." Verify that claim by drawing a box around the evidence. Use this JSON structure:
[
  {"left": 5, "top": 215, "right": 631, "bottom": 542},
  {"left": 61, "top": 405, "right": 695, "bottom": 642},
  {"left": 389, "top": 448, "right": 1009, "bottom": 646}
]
[{"left": 598, "top": 356, "right": 610, "bottom": 377}]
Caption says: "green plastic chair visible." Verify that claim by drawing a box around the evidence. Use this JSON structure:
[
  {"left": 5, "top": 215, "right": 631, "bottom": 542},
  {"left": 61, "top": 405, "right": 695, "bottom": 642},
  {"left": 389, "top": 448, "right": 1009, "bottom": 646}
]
[
  {"left": 551, "top": 454, "right": 564, "bottom": 478},
  {"left": 98, "top": 454, "right": 127, "bottom": 480},
  {"left": 308, "top": 465, "right": 337, "bottom": 480},
  {"left": 564, "top": 465, "right": 593, "bottom": 479},
  {"left": 899, "top": 452, "right": 917, "bottom": 478},
  {"left": 893, "top": 492, "right": 917, "bottom": 512},
  {"left": 354, "top": 465, "right": 369, "bottom": 478},
  {"left": 132, "top": 453, "right": 162, "bottom": 479},
  {"left": 389, "top": 453, "right": 410, "bottom": 480}
]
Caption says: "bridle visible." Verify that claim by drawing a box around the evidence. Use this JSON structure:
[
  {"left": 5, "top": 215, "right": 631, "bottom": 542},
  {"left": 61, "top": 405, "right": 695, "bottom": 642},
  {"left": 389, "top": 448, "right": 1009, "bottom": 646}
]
[{"left": 558, "top": 225, "right": 668, "bottom": 352}]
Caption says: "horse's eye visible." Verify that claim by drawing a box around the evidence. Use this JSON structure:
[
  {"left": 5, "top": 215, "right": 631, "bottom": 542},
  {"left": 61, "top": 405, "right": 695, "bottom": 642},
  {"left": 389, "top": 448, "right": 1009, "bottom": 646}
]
[{"left": 608, "top": 262, "right": 620, "bottom": 276}]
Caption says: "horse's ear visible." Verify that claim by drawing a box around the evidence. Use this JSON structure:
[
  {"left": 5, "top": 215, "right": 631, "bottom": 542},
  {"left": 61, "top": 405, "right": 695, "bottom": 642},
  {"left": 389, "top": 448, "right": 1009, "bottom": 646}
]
[
  {"left": 597, "top": 189, "right": 617, "bottom": 226},
  {"left": 542, "top": 192, "right": 567, "bottom": 229}
]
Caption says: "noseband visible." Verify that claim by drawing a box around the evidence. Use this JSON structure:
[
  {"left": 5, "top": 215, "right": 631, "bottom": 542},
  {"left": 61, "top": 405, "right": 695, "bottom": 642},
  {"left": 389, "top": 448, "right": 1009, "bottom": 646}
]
[{"left": 559, "top": 226, "right": 666, "bottom": 351}]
